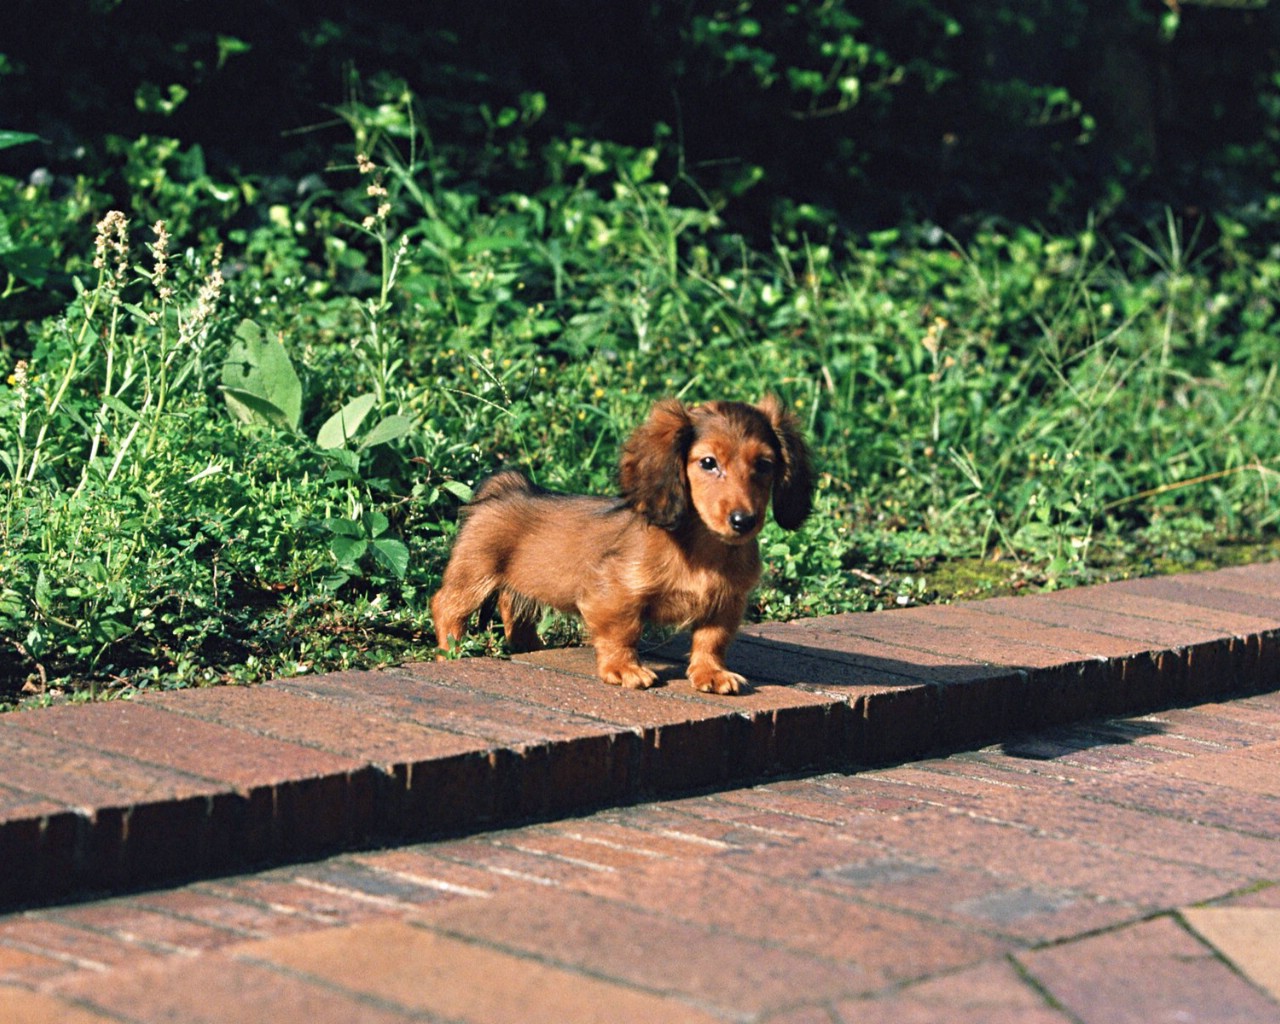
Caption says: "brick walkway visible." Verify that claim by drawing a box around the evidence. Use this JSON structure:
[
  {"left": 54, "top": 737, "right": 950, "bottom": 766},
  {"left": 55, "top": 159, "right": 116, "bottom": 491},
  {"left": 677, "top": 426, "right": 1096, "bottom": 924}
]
[{"left": 1, "top": 564, "right": 1279, "bottom": 1021}]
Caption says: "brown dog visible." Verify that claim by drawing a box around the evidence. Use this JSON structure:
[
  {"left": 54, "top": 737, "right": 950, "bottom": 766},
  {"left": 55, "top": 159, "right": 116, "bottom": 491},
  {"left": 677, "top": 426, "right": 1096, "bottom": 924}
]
[{"left": 431, "top": 397, "right": 813, "bottom": 693}]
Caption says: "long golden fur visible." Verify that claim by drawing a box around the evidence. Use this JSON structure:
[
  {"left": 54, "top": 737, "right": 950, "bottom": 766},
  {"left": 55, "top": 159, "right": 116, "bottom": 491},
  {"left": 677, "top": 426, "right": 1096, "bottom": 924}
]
[{"left": 431, "top": 396, "right": 814, "bottom": 693}]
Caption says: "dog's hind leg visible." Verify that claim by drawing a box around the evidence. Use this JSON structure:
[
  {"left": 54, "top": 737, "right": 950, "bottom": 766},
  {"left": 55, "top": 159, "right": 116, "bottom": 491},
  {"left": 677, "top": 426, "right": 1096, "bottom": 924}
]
[
  {"left": 498, "top": 589, "right": 543, "bottom": 652},
  {"left": 431, "top": 570, "right": 496, "bottom": 654}
]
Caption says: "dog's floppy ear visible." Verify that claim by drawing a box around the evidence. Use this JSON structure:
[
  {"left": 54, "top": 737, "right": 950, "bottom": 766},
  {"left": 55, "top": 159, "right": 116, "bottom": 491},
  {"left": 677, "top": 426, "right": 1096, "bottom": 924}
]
[
  {"left": 757, "top": 395, "right": 814, "bottom": 531},
  {"left": 619, "top": 399, "right": 694, "bottom": 529}
]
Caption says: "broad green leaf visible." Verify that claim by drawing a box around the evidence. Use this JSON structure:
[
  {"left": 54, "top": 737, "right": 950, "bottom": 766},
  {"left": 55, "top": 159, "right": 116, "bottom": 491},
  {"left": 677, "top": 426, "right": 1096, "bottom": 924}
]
[
  {"left": 371, "top": 537, "right": 409, "bottom": 578},
  {"left": 358, "top": 414, "right": 413, "bottom": 450},
  {"left": 93, "top": 618, "right": 132, "bottom": 642},
  {"left": 316, "top": 393, "right": 377, "bottom": 449},
  {"left": 33, "top": 570, "right": 51, "bottom": 612},
  {"left": 321, "top": 447, "right": 361, "bottom": 479},
  {"left": 0, "top": 196, "right": 51, "bottom": 277},
  {"left": 220, "top": 320, "right": 302, "bottom": 430},
  {"left": 322, "top": 572, "right": 351, "bottom": 593},
  {"left": 0, "top": 246, "right": 55, "bottom": 285},
  {"left": 441, "top": 480, "right": 474, "bottom": 503},
  {"left": 219, "top": 387, "right": 295, "bottom": 431},
  {"left": 0, "top": 587, "right": 22, "bottom": 618},
  {"left": 321, "top": 517, "right": 364, "bottom": 538},
  {"left": 328, "top": 535, "right": 367, "bottom": 568}
]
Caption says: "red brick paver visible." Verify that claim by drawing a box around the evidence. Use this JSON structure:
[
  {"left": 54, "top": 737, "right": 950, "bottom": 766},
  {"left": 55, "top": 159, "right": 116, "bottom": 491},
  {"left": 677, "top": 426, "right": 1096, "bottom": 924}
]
[
  {"left": 3, "top": 681, "right": 1280, "bottom": 1021},
  {"left": 0, "top": 563, "right": 1278, "bottom": 911},
  {"left": 0, "top": 563, "right": 1278, "bottom": 1021},
  {"left": 1018, "top": 916, "right": 1278, "bottom": 1024}
]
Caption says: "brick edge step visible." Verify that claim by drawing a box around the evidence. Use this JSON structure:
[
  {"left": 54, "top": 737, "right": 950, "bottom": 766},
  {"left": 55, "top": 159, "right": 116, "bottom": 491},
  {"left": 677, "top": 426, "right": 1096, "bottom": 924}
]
[{"left": 1, "top": 563, "right": 1278, "bottom": 911}]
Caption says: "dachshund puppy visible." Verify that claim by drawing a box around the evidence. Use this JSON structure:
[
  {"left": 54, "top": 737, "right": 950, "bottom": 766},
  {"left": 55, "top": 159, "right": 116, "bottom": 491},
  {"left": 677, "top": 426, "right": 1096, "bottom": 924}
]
[{"left": 431, "top": 396, "right": 813, "bottom": 693}]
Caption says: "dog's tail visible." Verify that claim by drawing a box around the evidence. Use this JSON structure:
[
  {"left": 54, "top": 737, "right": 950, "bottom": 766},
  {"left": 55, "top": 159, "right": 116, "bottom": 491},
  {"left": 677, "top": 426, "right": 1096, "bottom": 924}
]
[{"left": 471, "top": 469, "right": 534, "bottom": 504}]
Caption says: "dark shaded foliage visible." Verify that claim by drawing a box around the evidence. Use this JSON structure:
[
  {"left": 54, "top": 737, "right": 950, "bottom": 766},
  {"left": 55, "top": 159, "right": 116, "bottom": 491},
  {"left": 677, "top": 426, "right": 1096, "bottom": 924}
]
[{"left": 4, "top": 0, "right": 1280, "bottom": 238}]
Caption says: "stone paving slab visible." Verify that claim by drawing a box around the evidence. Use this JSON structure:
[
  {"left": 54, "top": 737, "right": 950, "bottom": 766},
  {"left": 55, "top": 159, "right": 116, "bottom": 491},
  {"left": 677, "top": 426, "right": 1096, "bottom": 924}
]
[
  {"left": 2, "top": 687, "right": 1279, "bottom": 1022},
  {"left": 1183, "top": 907, "right": 1280, "bottom": 1002},
  {"left": 0, "top": 563, "right": 1277, "bottom": 913}
]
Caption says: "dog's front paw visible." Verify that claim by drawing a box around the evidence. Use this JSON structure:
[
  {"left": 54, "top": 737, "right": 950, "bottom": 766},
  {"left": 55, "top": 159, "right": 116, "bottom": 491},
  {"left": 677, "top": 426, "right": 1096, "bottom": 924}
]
[
  {"left": 688, "top": 665, "right": 749, "bottom": 695},
  {"left": 601, "top": 663, "right": 660, "bottom": 690}
]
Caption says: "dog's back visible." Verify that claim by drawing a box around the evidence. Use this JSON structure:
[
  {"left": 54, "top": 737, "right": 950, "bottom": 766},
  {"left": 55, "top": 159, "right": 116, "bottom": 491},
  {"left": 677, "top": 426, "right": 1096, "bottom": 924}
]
[{"left": 443, "top": 470, "right": 630, "bottom": 616}]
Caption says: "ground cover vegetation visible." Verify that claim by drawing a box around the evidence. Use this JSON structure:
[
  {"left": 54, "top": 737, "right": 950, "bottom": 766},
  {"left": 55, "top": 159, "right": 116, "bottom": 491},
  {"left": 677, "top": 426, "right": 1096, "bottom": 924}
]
[{"left": 2, "top": 1, "right": 1279, "bottom": 705}]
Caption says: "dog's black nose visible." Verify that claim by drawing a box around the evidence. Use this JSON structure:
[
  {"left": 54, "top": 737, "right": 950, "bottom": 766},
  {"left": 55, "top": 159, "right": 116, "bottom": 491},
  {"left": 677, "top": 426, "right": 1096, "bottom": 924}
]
[{"left": 728, "top": 510, "right": 758, "bottom": 535}]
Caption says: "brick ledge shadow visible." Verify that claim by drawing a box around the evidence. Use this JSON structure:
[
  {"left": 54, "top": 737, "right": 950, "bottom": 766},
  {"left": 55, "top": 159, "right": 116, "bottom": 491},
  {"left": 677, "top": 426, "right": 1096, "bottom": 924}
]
[{"left": 1, "top": 563, "right": 1277, "bottom": 911}]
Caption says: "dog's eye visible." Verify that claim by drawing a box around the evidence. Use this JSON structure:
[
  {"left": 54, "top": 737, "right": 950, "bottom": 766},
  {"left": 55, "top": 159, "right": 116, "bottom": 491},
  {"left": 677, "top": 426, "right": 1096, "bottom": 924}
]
[
  {"left": 754, "top": 458, "right": 775, "bottom": 476},
  {"left": 699, "top": 455, "right": 719, "bottom": 473}
]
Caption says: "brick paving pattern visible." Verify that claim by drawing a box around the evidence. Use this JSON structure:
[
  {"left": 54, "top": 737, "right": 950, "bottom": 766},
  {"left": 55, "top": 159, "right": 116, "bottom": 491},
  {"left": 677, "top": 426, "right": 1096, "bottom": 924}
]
[{"left": 0, "top": 562, "right": 1278, "bottom": 1021}]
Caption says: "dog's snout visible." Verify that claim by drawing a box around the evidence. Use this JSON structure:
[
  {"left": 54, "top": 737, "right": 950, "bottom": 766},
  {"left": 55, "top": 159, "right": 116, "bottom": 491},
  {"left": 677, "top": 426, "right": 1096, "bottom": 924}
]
[{"left": 728, "top": 509, "right": 758, "bottom": 535}]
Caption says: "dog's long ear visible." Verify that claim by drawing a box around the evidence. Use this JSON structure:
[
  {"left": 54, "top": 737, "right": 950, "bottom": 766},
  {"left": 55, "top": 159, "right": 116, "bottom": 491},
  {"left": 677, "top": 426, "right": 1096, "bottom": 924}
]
[
  {"left": 757, "top": 395, "right": 814, "bottom": 531},
  {"left": 619, "top": 399, "right": 694, "bottom": 529}
]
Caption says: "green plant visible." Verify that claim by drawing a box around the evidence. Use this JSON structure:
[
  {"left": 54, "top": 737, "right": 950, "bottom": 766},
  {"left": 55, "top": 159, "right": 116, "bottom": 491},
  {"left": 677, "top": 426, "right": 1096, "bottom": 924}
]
[
  {"left": 5, "top": 211, "right": 224, "bottom": 501},
  {"left": 2, "top": 212, "right": 232, "bottom": 684},
  {"left": 6, "top": 62, "right": 1280, "bottom": 706}
]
